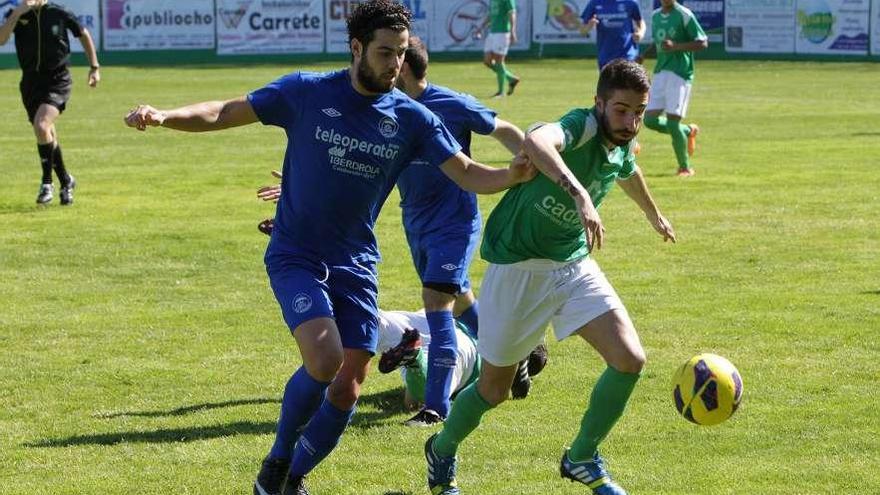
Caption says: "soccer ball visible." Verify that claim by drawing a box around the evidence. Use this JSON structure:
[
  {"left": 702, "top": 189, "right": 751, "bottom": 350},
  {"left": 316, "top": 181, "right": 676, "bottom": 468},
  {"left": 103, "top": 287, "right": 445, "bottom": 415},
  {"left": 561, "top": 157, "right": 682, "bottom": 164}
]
[{"left": 672, "top": 353, "right": 743, "bottom": 426}]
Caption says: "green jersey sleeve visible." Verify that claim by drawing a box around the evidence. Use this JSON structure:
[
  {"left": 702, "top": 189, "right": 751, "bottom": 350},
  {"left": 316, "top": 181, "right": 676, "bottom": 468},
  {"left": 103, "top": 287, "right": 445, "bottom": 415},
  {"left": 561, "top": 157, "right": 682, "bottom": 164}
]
[
  {"left": 558, "top": 108, "right": 598, "bottom": 153},
  {"left": 684, "top": 10, "right": 707, "bottom": 41}
]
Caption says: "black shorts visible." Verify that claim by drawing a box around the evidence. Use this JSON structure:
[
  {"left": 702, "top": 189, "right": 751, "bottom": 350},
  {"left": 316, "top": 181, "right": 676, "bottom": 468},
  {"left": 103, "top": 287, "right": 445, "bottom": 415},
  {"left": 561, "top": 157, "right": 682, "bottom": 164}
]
[{"left": 20, "top": 69, "right": 72, "bottom": 123}]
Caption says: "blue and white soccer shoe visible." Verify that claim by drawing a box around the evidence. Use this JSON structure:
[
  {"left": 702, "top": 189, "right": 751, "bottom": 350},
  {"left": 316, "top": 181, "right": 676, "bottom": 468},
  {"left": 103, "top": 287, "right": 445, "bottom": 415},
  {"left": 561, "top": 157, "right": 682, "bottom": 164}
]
[
  {"left": 560, "top": 449, "right": 627, "bottom": 495},
  {"left": 425, "top": 433, "right": 460, "bottom": 495}
]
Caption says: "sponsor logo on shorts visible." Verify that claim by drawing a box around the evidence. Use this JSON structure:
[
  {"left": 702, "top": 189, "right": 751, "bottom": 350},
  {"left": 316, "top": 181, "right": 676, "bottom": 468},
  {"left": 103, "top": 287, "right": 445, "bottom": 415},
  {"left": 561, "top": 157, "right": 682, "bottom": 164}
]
[
  {"left": 292, "top": 293, "right": 312, "bottom": 313},
  {"left": 378, "top": 116, "right": 399, "bottom": 138},
  {"left": 441, "top": 263, "right": 459, "bottom": 271}
]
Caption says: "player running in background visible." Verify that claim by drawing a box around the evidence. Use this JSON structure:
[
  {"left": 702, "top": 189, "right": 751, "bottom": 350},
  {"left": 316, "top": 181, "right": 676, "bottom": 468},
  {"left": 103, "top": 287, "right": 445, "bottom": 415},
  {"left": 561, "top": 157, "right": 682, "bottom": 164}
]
[
  {"left": 640, "top": 0, "right": 707, "bottom": 177},
  {"left": 0, "top": 0, "right": 100, "bottom": 205},
  {"left": 481, "top": 0, "right": 520, "bottom": 97},
  {"left": 423, "top": 59, "right": 676, "bottom": 495},
  {"left": 124, "top": 2, "right": 534, "bottom": 494},
  {"left": 580, "top": 0, "right": 646, "bottom": 70},
  {"left": 393, "top": 35, "right": 525, "bottom": 426}
]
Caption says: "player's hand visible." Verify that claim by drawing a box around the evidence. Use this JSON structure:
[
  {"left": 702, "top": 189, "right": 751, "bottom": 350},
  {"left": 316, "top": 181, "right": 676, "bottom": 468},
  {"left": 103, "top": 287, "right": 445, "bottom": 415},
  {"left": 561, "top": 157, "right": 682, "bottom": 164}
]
[
  {"left": 257, "top": 170, "right": 282, "bottom": 202},
  {"left": 125, "top": 105, "right": 165, "bottom": 131},
  {"left": 661, "top": 39, "right": 675, "bottom": 51},
  {"left": 633, "top": 31, "right": 643, "bottom": 43},
  {"left": 258, "top": 218, "right": 274, "bottom": 236},
  {"left": 509, "top": 152, "right": 537, "bottom": 184},
  {"left": 575, "top": 194, "right": 605, "bottom": 251},
  {"left": 510, "top": 31, "right": 517, "bottom": 44},
  {"left": 87, "top": 67, "right": 100, "bottom": 88},
  {"left": 586, "top": 15, "right": 599, "bottom": 29},
  {"left": 649, "top": 212, "right": 676, "bottom": 243}
]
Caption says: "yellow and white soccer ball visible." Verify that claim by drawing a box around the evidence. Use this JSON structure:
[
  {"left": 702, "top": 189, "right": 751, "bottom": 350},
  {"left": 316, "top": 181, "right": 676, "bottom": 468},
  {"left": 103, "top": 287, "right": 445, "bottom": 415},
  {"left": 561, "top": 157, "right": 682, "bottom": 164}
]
[{"left": 671, "top": 353, "right": 743, "bottom": 426}]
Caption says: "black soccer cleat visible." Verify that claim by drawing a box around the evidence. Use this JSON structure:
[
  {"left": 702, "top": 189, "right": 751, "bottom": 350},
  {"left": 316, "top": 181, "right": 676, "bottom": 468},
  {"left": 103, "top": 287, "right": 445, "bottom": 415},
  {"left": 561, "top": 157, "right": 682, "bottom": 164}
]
[
  {"left": 36, "top": 183, "right": 54, "bottom": 204},
  {"left": 510, "top": 358, "right": 531, "bottom": 399},
  {"left": 60, "top": 175, "right": 76, "bottom": 205},
  {"left": 378, "top": 328, "right": 421, "bottom": 374},
  {"left": 281, "top": 475, "right": 309, "bottom": 495},
  {"left": 404, "top": 408, "right": 444, "bottom": 427},
  {"left": 527, "top": 343, "right": 549, "bottom": 377},
  {"left": 254, "top": 457, "right": 290, "bottom": 495}
]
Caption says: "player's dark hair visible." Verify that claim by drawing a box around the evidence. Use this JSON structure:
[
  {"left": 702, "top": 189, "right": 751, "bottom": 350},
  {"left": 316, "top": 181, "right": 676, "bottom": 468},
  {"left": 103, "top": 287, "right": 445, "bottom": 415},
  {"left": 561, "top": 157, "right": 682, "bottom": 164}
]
[
  {"left": 347, "top": 0, "right": 412, "bottom": 48},
  {"left": 596, "top": 59, "right": 651, "bottom": 101},
  {"left": 404, "top": 36, "right": 429, "bottom": 80}
]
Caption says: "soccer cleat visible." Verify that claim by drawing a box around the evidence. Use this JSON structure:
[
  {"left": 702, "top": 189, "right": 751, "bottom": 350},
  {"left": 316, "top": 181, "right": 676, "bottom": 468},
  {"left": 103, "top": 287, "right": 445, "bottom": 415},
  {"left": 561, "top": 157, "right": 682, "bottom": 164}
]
[
  {"left": 425, "top": 433, "right": 460, "bottom": 495},
  {"left": 507, "top": 77, "right": 521, "bottom": 96},
  {"left": 60, "top": 175, "right": 76, "bottom": 205},
  {"left": 687, "top": 123, "right": 700, "bottom": 157},
  {"left": 405, "top": 408, "right": 444, "bottom": 427},
  {"left": 36, "top": 183, "right": 54, "bottom": 204},
  {"left": 254, "top": 457, "right": 290, "bottom": 495},
  {"left": 281, "top": 475, "right": 309, "bottom": 495},
  {"left": 560, "top": 450, "right": 627, "bottom": 495},
  {"left": 510, "top": 358, "right": 531, "bottom": 399},
  {"left": 378, "top": 328, "right": 422, "bottom": 374},
  {"left": 490, "top": 92, "right": 504, "bottom": 99},
  {"left": 258, "top": 218, "right": 274, "bottom": 236},
  {"left": 675, "top": 168, "right": 695, "bottom": 177},
  {"left": 527, "top": 343, "right": 549, "bottom": 377}
]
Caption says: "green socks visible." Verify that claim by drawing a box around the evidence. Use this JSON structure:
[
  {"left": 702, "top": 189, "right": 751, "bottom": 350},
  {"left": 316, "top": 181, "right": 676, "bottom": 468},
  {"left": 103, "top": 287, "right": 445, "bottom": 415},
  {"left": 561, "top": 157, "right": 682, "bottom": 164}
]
[
  {"left": 567, "top": 367, "right": 640, "bottom": 462},
  {"left": 644, "top": 114, "right": 692, "bottom": 169},
  {"left": 492, "top": 63, "right": 506, "bottom": 94},
  {"left": 403, "top": 349, "right": 428, "bottom": 403},
  {"left": 433, "top": 383, "right": 494, "bottom": 457}
]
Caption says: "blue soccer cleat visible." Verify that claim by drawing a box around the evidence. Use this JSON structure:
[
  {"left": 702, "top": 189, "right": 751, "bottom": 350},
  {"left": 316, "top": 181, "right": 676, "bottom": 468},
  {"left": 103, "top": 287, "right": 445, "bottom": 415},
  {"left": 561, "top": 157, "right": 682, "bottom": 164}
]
[
  {"left": 560, "top": 449, "right": 627, "bottom": 495},
  {"left": 425, "top": 433, "right": 460, "bottom": 495}
]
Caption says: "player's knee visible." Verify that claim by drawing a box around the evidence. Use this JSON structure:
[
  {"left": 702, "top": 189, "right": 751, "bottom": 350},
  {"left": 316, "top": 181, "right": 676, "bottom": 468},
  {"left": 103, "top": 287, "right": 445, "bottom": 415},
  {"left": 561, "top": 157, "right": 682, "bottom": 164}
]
[
  {"left": 326, "top": 378, "right": 361, "bottom": 410},
  {"left": 422, "top": 285, "right": 457, "bottom": 311},
  {"left": 476, "top": 379, "right": 509, "bottom": 407},
  {"left": 612, "top": 348, "right": 646, "bottom": 374},
  {"left": 33, "top": 119, "right": 52, "bottom": 137},
  {"left": 304, "top": 351, "right": 344, "bottom": 382}
]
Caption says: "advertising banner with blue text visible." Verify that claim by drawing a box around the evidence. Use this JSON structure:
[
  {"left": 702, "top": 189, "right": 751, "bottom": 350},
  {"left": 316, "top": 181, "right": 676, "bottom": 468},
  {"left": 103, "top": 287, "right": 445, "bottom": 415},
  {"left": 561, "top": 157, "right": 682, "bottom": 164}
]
[
  {"left": 795, "top": 0, "right": 869, "bottom": 54},
  {"left": 217, "top": 0, "right": 324, "bottom": 55},
  {"left": 102, "top": 0, "right": 214, "bottom": 51},
  {"left": 430, "top": 0, "right": 531, "bottom": 52}
]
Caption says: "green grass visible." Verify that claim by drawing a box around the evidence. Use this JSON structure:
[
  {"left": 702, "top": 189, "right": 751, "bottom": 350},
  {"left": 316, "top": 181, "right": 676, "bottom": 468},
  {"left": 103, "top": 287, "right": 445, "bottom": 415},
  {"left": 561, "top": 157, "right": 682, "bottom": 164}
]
[{"left": 1, "top": 59, "right": 878, "bottom": 494}]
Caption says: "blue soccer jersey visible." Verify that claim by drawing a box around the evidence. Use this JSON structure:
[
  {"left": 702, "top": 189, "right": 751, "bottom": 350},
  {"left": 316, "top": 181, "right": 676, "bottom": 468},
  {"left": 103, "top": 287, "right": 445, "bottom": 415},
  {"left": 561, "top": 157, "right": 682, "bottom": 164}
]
[
  {"left": 396, "top": 84, "right": 497, "bottom": 236},
  {"left": 248, "top": 70, "right": 462, "bottom": 265},
  {"left": 581, "top": 0, "right": 643, "bottom": 68}
]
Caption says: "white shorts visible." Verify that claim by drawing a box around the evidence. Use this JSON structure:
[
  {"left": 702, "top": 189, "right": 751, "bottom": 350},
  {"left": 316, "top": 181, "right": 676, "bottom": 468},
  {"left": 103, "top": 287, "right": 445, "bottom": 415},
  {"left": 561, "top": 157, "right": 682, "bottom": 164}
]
[
  {"left": 476, "top": 257, "right": 626, "bottom": 367},
  {"left": 647, "top": 71, "right": 693, "bottom": 117},
  {"left": 483, "top": 32, "right": 511, "bottom": 55}
]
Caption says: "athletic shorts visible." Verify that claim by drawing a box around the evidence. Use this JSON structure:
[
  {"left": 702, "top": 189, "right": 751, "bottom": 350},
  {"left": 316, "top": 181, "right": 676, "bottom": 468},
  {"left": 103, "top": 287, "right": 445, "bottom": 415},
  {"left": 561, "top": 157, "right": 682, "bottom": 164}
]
[
  {"left": 405, "top": 227, "right": 480, "bottom": 293},
  {"left": 267, "top": 254, "right": 379, "bottom": 354},
  {"left": 646, "top": 70, "right": 693, "bottom": 117},
  {"left": 476, "top": 257, "right": 626, "bottom": 366},
  {"left": 20, "top": 69, "right": 72, "bottom": 123},
  {"left": 483, "top": 32, "right": 511, "bottom": 55}
]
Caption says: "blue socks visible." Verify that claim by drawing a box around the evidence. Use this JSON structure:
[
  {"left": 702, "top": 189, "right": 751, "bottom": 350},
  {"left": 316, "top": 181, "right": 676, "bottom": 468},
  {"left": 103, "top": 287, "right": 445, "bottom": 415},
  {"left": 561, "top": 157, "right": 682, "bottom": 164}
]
[
  {"left": 425, "top": 310, "right": 458, "bottom": 417},
  {"left": 268, "top": 366, "right": 330, "bottom": 460},
  {"left": 289, "top": 399, "right": 356, "bottom": 477},
  {"left": 457, "top": 301, "right": 479, "bottom": 338}
]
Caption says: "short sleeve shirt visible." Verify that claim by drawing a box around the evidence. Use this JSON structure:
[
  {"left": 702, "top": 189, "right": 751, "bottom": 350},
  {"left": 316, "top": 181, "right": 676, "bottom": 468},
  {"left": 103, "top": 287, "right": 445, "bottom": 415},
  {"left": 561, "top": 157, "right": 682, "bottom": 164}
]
[{"left": 651, "top": 4, "right": 707, "bottom": 82}]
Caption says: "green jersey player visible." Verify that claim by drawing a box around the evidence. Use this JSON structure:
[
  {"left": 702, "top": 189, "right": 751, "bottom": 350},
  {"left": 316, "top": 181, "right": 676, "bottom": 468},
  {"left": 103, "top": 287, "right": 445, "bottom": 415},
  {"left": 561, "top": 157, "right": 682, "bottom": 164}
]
[
  {"left": 642, "top": 0, "right": 707, "bottom": 176},
  {"left": 424, "top": 60, "right": 676, "bottom": 495},
  {"left": 481, "top": 0, "right": 520, "bottom": 97}
]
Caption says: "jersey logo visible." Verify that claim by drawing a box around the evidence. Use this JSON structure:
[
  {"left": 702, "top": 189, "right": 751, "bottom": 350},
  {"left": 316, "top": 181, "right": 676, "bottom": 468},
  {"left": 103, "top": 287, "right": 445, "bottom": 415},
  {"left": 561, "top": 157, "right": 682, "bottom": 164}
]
[
  {"left": 19, "top": 18, "right": 29, "bottom": 26},
  {"left": 322, "top": 107, "right": 342, "bottom": 118},
  {"left": 292, "top": 293, "right": 313, "bottom": 314},
  {"left": 378, "top": 116, "right": 399, "bottom": 138},
  {"left": 441, "top": 263, "right": 459, "bottom": 271},
  {"left": 52, "top": 24, "right": 60, "bottom": 36}
]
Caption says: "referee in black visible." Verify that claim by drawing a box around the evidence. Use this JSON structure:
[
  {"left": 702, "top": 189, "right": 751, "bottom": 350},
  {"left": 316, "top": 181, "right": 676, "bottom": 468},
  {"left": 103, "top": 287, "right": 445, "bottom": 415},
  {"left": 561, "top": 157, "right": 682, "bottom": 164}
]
[{"left": 0, "top": 0, "right": 100, "bottom": 205}]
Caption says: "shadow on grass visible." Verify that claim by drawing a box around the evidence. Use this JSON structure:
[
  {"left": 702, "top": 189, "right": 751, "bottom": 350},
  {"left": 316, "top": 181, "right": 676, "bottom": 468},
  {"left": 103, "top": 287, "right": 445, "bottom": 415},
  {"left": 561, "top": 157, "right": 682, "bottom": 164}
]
[
  {"left": 96, "top": 397, "right": 279, "bottom": 418},
  {"left": 852, "top": 132, "right": 880, "bottom": 137},
  {"left": 349, "top": 387, "right": 409, "bottom": 429},
  {"left": 861, "top": 289, "right": 880, "bottom": 295},
  {"left": 25, "top": 421, "right": 277, "bottom": 447},
  {"left": 382, "top": 491, "right": 412, "bottom": 495}
]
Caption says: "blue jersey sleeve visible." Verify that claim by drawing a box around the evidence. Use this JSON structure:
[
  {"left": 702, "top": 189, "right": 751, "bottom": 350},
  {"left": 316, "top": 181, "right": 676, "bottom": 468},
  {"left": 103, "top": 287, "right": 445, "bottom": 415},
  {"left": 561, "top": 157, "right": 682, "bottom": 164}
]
[
  {"left": 416, "top": 112, "right": 462, "bottom": 168},
  {"left": 247, "top": 72, "right": 304, "bottom": 128},
  {"left": 580, "top": 0, "right": 597, "bottom": 22},
  {"left": 629, "top": 1, "right": 642, "bottom": 22},
  {"left": 462, "top": 95, "right": 497, "bottom": 136}
]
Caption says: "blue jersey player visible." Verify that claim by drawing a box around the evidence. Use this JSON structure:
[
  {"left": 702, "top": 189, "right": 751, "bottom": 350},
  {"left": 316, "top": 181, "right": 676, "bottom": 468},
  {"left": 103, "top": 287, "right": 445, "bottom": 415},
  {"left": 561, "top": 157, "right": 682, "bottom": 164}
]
[
  {"left": 124, "top": 2, "right": 535, "bottom": 495},
  {"left": 580, "top": 0, "right": 646, "bottom": 69},
  {"left": 393, "top": 36, "right": 524, "bottom": 426}
]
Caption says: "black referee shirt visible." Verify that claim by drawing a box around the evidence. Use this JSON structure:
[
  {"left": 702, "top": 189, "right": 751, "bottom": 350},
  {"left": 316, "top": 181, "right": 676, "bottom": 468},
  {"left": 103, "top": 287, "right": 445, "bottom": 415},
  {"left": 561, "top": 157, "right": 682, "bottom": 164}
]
[{"left": 4, "top": 3, "right": 83, "bottom": 73}]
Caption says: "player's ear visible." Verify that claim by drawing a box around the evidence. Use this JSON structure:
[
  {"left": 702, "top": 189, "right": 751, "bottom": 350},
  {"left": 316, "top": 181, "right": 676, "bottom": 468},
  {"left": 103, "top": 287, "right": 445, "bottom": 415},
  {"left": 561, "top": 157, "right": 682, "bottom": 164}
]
[
  {"left": 351, "top": 38, "right": 363, "bottom": 61},
  {"left": 594, "top": 95, "right": 603, "bottom": 112}
]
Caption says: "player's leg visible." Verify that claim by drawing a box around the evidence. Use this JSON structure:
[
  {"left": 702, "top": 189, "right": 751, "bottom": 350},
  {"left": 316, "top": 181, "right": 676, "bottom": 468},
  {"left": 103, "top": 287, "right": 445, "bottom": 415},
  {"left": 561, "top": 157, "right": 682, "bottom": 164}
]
[
  {"left": 489, "top": 51, "right": 507, "bottom": 97},
  {"left": 500, "top": 51, "right": 521, "bottom": 96},
  {"left": 31, "top": 104, "right": 61, "bottom": 204},
  {"left": 643, "top": 72, "right": 668, "bottom": 134},
  {"left": 452, "top": 227, "right": 481, "bottom": 337},
  {"left": 664, "top": 72, "right": 695, "bottom": 175}
]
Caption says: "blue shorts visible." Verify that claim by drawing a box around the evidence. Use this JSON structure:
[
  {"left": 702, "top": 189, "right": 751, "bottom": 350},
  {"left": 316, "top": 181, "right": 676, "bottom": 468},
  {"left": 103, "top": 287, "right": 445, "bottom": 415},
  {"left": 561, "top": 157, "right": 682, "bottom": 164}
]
[
  {"left": 405, "top": 227, "right": 480, "bottom": 293},
  {"left": 267, "top": 254, "right": 379, "bottom": 354}
]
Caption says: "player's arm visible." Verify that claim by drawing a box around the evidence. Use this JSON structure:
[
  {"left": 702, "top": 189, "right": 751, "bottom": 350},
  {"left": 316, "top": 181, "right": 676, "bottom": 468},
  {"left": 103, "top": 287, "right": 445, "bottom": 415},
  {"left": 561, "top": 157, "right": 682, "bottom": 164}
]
[
  {"left": 0, "top": 2, "right": 30, "bottom": 45},
  {"left": 489, "top": 117, "right": 525, "bottom": 155},
  {"left": 662, "top": 38, "right": 707, "bottom": 52},
  {"left": 579, "top": 1, "right": 598, "bottom": 35},
  {"left": 124, "top": 97, "right": 259, "bottom": 132},
  {"left": 616, "top": 167, "right": 676, "bottom": 242},
  {"left": 522, "top": 123, "right": 605, "bottom": 250},
  {"left": 77, "top": 28, "right": 100, "bottom": 87},
  {"left": 632, "top": 18, "right": 646, "bottom": 43},
  {"left": 440, "top": 151, "right": 534, "bottom": 194},
  {"left": 509, "top": 8, "right": 517, "bottom": 43}
]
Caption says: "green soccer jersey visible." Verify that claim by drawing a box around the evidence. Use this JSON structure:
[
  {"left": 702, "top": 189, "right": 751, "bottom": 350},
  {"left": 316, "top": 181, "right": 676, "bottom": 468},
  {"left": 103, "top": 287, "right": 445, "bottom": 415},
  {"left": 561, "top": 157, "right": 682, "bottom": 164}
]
[
  {"left": 651, "top": 3, "right": 706, "bottom": 82},
  {"left": 489, "top": 0, "right": 516, "bottom": 33},
  {"left": 481, "top": 108, "right": 638, "bottom": 264}
]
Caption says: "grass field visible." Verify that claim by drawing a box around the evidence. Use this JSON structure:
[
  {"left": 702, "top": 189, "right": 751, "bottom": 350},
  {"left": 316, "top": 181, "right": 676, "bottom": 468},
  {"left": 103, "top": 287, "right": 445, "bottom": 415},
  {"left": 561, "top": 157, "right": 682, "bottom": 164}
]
[{"left": 1, "top": 58, "right": 878, "bottom": 495}]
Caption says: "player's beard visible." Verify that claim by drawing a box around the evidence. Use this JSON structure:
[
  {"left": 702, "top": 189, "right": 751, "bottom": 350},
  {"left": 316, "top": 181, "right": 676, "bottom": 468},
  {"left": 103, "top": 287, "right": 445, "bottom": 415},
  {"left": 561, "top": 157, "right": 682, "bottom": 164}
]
[
  {"left": 357, "top": 59, "right": 396, "bottom": 94},
  {"left": 597, "top": 108, "right": 637, "bottom": 147}
]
